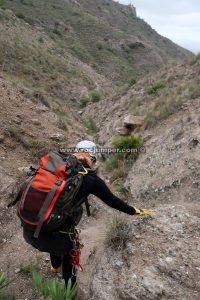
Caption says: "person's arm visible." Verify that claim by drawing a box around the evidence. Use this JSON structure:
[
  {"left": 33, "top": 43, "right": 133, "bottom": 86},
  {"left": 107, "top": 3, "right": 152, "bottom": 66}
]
[{"left": 91, "top": 176, "right": 136, "bottom": 215}]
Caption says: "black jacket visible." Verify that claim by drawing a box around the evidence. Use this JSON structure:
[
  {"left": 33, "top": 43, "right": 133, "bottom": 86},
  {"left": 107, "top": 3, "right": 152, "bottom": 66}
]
[
  {"left": 23, "top": 171, "right": 135, "bottom": 255},
  {"left": 74, "top": 171, "right": 135, "bottom": 216}
]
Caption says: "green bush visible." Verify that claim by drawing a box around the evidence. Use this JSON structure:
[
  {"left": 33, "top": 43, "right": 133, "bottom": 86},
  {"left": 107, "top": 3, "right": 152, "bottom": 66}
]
[
  {"left": 32, "top": 271, "right": 78, "bottom": 300},
  {"left": 90, "top": 91, "right": 101, "bottom": 102},
  {"left": 112, "top": 135, "right": 143, "bottom": 153},
  {"left": 147, "top": 80, "right": 167, "bottom": 95}
]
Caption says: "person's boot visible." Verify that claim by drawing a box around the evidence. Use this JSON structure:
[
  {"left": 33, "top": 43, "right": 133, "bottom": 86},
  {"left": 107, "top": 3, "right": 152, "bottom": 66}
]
[{"left": 50, "top": 266, "right": 60, "bottom": 273}]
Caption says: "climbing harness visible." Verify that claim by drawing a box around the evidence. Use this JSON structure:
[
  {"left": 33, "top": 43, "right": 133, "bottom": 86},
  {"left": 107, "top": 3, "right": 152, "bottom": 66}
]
[{"left": 59, "top": 228, "right": 84, "bottom": 274}]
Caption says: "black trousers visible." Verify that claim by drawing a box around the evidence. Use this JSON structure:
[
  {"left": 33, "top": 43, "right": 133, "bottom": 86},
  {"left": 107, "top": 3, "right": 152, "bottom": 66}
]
[
  {"left": 50, "top": 253, "right": 76, "bottom": 287},
  {"left": 23, "top": 227, "right": 76, "bottom": 287}
]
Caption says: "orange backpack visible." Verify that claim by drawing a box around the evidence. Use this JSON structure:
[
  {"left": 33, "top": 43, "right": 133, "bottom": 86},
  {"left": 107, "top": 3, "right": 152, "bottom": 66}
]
[{"left": 17, "top": 151, "right": 87, "bottom": 238}]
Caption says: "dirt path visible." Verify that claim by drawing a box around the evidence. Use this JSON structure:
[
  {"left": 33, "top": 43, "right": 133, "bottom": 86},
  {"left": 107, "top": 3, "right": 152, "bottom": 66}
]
[{"left": 0, "top": 194, "right": 114, "bottom": 300}]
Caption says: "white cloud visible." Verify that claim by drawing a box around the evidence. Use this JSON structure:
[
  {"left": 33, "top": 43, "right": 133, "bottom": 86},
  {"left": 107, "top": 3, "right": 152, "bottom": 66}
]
[{"left": 113, "top": 0, "right": 200, "bottom": 53}]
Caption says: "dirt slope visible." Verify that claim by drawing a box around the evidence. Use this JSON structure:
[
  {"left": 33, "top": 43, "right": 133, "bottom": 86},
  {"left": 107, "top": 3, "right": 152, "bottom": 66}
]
[
  {"left": 88, "top": 92, "right": 200, "bottom": 299},
  {"left": 83, "top": 56, "right": 200, "bottom": 145},
  {"left": 0, "top": 74, "right": 113, "bottom": 300},
  {"left": 0, "top": 74, "right": 86, "bottom": 298}
]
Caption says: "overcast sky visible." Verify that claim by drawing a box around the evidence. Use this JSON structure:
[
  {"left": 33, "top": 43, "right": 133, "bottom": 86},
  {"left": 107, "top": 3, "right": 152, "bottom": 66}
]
[{"left": 113, "top": 0, "right": 200, "bottom": 53}]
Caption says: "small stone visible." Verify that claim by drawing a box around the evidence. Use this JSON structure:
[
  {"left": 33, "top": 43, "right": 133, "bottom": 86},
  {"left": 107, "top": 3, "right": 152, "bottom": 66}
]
[
  {"left": 123, "top": 115, "right": 145, "bottom": 131},
  {"left": 31, "top": 119, "right": 41, "bottom": 125},
  {"left": 15, "top": 268, "right": 21, "bottom": 274},
  {"left": 115, "top": 261, "right": 123, "bottom": 267},
  {"left": 0, "top": 135, "right": 4, "bottom": 142},
  {"left": 36, "top": 105, "right": 48, "bottom": 113},
  {"left": 143, "top": 134, "right": 153, "bottom": 142},
  {"left": 50, "top": 133, "right": 63, "bottom": 141},
  {"left": 78, "top": 110, "right": 83, "bottom": 115},
  {"left": 13, "top": 118, "right": 22, "bottom": 125},
  {"left": 18, "top": 167, "right": 30, "bottom": 173},
  {"left": 165, "top": 257, "right": 173, "bottom": 263},
  {"left": 188, "top": 138, "right": 199, "bottom": 149}
]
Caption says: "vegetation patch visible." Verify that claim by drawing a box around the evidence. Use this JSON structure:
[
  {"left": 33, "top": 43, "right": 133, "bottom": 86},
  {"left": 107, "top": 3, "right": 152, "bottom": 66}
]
[
  {"left": 90, "top": 90, "right": 102, "bottom": 102},
  {"left": 144, "top": 94, "right": 182, "bottom": 128},
  {"left": 80, "top": 95, "right": 90, "bottom": 108},
  {"left": 114, "top": 182, "right": 127, "bottom": 194},
  {"left": 6, "top": 126, "right": 30, "bottom": 148},
  {"left": 0, "top": 271, "right": 15, "bottom": 300},
  {"left": 32, "top": 271, "right": 78, "bottom": 300},
  {"left": 84, "top": 118, "right": 99, "bottom": 134},
  {"left": 30, "top": 139, "right": 50, "bottom": 158},
  {"left": 189, "top": 83, "right": 200, "bottom": 99},
  {"left": 104, "top": 135, "right": 143, "bottom": 183},
  {"left": 105, "top": 155, "right": 119, "bottom": 172},
  {"left": 146, "top": 80, "right": 167, "bottom": 95},
  {"left": 112, "top": 134, "right": 143, "bottom": 155},
  {"left": 54, "top": 109, "right": 69, "bottom": 130},
  {"left": 105, "top": 214, "right": 132, "bottom": 251}
]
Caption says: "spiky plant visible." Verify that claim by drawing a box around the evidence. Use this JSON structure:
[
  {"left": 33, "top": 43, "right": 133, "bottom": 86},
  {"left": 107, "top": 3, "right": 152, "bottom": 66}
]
[{"left": 32, "top": 271, "right": 78, "bottom": 300}]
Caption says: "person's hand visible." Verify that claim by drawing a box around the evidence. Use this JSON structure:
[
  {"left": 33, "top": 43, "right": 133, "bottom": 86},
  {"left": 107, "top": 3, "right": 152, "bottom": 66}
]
[{"left": 134, "top": 207, "right": 153, "bottom": 216}]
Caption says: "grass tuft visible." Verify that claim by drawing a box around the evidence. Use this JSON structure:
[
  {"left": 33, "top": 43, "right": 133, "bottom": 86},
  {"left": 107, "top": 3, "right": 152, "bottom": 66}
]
[
  {"left": 105, "top": 214, "right": 131, "bottom": 251},
  {"left": 84, "top": 118, "right": 99, "bottom": 134},
  {"left": 146, "top": 80, "right": 167, "bottom": 95}
]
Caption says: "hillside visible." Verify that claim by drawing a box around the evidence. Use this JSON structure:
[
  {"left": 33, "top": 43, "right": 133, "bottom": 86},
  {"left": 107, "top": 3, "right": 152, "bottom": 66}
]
[
  {"left": 85, "top": 57, "right": 200, "bottom": 299},
  {"left": 2, "top": 0, "right": 193, "bottom": 87},
  {"left": 84, "top": 56, "right": 200, "bottom": 144},
  {"left": 0, "top": 73, "right": 93, "bottom": 299},
  {"left": 0, "top": 7, "right": 113, "bottom": 111}
]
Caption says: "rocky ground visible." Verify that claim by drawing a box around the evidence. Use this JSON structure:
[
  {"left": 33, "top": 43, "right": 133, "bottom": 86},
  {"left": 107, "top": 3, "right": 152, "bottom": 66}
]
[
  {"left": 90, "top": 205, "right": 200, "bottom": 300},
  {"left": 88, "top": 95, "right": 200, "bottom": 299},
  {"left": 0, "top": 59, "right": 200, "bottom": 300}
]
